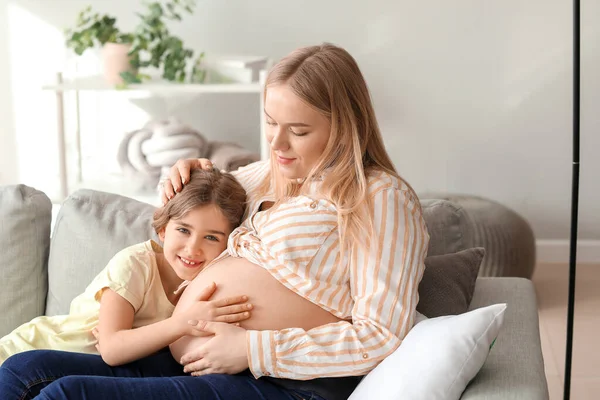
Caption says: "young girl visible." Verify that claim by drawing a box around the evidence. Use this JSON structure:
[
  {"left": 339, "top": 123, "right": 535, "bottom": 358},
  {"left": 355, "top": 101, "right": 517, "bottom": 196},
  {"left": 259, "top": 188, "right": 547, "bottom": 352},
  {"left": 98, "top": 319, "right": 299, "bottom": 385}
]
[{"left": 0, "top": 168, "right": 249, "bottom": 367}]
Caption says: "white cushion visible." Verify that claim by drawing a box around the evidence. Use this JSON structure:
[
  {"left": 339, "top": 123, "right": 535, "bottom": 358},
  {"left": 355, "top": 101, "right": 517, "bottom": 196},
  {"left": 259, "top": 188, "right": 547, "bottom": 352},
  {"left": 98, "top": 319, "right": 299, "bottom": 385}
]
[{"left": 349, "top": 304, "right": 507, "bottom": 400}]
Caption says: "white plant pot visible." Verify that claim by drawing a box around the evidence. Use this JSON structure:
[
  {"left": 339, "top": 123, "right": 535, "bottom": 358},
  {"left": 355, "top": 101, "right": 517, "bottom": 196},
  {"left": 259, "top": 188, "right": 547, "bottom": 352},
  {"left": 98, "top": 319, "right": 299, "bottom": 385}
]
[{"left": 101, "top": 43, "right": 136, "bottom": 85}]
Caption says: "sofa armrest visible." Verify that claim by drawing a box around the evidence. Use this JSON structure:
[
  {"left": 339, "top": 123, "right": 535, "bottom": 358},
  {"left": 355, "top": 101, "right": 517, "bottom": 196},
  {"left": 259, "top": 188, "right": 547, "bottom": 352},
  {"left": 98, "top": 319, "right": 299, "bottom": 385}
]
[{"left": 461, "top": 278, "right": 549, "bottom": 400}]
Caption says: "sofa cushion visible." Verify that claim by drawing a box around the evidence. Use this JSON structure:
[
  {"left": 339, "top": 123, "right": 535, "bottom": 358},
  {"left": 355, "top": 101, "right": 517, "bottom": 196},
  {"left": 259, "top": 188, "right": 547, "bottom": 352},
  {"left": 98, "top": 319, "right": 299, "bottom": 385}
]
[
  {"left": 349, "top": 304, "right": 507, "bottom": 400},
  {"left": 0, "top": 185, "right": 52, "bottom": 336},
  {"left": 462, "top": 278, "right": 549, "bottom": 399},
  {"left": 417, "top": 247, "right": 485, "bottom": 318},
  {"left": 46, "top": 190, "right": 157, "bottom": 316},
  {"left": 421, "top": 199, "right": 473, "bottom": 257}
]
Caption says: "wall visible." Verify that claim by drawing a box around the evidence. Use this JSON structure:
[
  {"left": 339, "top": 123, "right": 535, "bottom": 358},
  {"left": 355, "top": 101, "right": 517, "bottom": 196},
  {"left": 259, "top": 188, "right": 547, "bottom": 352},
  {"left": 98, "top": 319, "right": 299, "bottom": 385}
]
[
  {"left": 3, "top": 0, "right": 600, "bottom": 248},
  {"left": 0, "top": 0, "right": 18, "bottom": 184}
]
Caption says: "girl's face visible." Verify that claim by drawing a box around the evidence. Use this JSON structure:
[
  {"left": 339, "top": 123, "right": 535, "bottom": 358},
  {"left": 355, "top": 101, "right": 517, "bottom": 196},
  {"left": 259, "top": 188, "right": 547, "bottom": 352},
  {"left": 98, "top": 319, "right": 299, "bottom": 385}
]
[
  {"left": 264, "top": 84, "right": 331, "bottom": 180},
  {"left": 158, "top": 204, "right": 232, "bottom": 282}
]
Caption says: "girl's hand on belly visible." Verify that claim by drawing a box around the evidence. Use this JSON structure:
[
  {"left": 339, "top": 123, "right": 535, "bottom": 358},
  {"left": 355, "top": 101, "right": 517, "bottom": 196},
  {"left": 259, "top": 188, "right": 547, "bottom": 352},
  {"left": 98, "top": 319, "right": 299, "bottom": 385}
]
[
  {"left": 180, "top": 320, "right": 249, "bottom": 376},
  {"left": 175, "top": 292, "right": 253, "bottom": 334}
]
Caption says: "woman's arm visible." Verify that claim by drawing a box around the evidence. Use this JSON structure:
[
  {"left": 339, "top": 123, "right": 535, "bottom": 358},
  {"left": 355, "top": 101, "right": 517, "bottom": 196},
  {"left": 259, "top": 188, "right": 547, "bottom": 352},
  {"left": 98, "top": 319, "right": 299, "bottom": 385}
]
[
  {"left": 160, "top": 158, "right": 269, "bottom": 204},
  {"left": 245, "top": 186, "right": 430, "bottom": 379}
]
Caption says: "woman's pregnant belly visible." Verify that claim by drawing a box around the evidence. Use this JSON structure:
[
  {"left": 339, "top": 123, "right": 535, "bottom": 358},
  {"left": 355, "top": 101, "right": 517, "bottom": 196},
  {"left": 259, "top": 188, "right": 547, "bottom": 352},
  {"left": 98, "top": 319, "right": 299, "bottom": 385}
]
[{"left": 169, "top": 256, "right": 343, "bottom": 361}]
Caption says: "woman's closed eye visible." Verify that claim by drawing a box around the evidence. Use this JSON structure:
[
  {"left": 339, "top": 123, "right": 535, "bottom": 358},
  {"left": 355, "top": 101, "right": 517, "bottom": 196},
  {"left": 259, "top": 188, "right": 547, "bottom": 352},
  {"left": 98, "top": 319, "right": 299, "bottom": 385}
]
[{"left": 289, "top": 127, "right": 308, "bottom": 136}]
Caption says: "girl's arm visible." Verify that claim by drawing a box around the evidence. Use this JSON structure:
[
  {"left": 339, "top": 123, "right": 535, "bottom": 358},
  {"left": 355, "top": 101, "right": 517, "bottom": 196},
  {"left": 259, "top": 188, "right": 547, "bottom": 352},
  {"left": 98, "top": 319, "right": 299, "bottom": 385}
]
[
  {"left": 97, "top": 289, "right": 185, "bottom": 366},
  {"left": 97, "top": 285, "right": 251, "bottom": 366}
]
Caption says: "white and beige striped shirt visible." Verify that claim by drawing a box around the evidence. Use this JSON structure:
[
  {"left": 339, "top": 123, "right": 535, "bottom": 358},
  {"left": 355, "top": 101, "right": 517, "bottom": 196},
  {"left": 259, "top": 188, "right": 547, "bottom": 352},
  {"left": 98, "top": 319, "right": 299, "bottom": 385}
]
[{"left": 230, "top": 161, "right": 429, "bottom": 380}]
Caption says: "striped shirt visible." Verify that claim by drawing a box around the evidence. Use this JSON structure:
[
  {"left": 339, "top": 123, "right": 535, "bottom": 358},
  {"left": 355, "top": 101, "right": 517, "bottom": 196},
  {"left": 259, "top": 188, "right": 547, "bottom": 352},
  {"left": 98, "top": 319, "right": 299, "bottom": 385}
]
[{"left": 230, "top": 161, "right": 429, "bottom": 380}]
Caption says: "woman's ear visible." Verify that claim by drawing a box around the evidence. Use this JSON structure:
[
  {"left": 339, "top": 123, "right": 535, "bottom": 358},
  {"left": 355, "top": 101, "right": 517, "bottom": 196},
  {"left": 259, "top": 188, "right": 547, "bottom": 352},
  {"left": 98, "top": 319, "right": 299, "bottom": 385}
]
[{"left": 158, "top": 228, "right": 166, "bottom": 241}]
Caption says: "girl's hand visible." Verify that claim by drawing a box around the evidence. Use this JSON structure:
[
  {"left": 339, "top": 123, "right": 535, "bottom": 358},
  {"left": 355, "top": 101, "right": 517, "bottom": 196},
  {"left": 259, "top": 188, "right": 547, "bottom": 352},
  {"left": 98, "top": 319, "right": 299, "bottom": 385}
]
[
  {"left": 92, "top": 327, "right": 102, "bottom": 353},
  {"left": 175, "top": 287, "right": 252, "bottom": 337},
  {"left": 180, "top": 320, "right": 249, "bottom": 375},
  {"left": 160, "top": 158, "right": 214, "bottom": 204},
  {"left": 179, "top": 296, "right": 252, "bottom": 327}
]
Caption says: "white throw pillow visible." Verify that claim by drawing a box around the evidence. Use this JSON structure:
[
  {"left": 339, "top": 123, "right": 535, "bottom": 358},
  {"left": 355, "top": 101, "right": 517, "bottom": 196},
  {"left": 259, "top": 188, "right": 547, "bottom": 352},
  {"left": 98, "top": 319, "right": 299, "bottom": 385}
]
[{"left": 348, "top": 304, "right": 507, "bottom": 400}]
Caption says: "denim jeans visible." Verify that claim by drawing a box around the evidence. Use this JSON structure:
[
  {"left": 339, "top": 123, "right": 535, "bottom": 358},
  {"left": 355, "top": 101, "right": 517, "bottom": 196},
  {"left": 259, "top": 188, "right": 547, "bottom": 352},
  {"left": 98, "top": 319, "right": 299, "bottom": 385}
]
[{"left": 0, "top": 350, "right": 323, "bottom": 400}]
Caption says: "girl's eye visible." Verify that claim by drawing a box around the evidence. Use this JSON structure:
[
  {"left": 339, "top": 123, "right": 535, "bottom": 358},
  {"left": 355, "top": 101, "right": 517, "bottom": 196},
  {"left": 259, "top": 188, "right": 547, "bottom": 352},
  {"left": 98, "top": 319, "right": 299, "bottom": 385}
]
[
  {"left": 266, "top": 121, "right": 277, "bottom": 126},
  {"left": 177, "top": 228, "right": 190, "bottom": 234},
  {"left": 205, "top": 235, "right": 219, "bottom": 242}
]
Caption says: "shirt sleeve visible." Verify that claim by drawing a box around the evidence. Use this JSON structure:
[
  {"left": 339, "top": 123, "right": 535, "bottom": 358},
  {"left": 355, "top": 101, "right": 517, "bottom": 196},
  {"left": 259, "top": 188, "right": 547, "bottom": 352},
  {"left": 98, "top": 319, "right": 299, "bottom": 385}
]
[
  {"left": 92, "top": 247, "right": 150, "bottom": 313},
  {"left": 230, "top": 160, "right": 270, "bottom": 197},
  {"left": 246, "top": 187, "right": 430, "bottom": 379}
]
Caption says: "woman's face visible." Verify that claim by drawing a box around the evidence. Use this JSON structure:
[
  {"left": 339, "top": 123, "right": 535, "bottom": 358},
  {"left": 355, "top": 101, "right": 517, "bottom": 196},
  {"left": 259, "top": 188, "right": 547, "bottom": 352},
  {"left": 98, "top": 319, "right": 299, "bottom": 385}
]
[{"left": 264, "top": 84, "right": 331, "bottom": 180}]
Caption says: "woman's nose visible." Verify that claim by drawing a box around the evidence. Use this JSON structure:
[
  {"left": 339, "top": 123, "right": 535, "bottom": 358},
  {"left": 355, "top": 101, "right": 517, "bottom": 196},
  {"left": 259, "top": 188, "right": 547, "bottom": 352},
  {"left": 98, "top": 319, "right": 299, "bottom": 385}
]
[{"left": 269, "top": 129, "right": 289, "bottom": 151}]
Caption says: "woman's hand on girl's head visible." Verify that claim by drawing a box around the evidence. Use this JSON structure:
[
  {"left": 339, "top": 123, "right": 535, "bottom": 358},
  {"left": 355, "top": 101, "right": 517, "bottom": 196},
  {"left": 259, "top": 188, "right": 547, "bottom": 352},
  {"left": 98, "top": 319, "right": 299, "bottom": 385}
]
[
  {"left": 160, "top": 158, "right": 215, "bottom": 204},
  {"left": 180, "top": 320, "right": 249, "bottom": 375}
]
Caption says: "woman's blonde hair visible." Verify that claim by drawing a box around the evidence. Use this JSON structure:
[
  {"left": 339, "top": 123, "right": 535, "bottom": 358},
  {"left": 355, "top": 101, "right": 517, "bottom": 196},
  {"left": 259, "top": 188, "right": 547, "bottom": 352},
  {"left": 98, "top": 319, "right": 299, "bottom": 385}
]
[
  {"left": 260, "top": 43, "right": 419, "bottom": 251},
  {"left": 153, "top": 169, "right": 247, "bottom": 233}
]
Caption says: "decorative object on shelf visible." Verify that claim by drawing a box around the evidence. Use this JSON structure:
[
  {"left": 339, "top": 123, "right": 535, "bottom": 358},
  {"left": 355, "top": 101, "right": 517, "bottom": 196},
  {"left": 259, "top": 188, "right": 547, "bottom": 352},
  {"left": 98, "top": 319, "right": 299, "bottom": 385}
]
[
  {"left": 206, "top": 141, "right": 261, "bottom": 173},
  {"left": 202, "top": 56, "right": 270, "bottom": 84},
  {"left": 117, "top": 118, "right": 260, "bottom": 193},
  {"left": 64, "top": 7, "right": 135, "bottom": 85},
  {"left": 421, "top": 193, "right": 536, "bottom": 279},
  {"left": 117, "top": 118, "right": 208, "bottom": 192},
  {"left": 101, "top": 43, "right": 136, "bottom": 85},
  {"left": 65, "top": 0, "right": 204, "bottom": 86}
]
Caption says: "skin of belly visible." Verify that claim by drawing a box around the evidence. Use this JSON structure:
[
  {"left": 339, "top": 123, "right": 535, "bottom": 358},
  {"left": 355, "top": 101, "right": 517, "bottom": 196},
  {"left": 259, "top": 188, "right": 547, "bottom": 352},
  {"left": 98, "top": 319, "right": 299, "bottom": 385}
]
[{"left": 169, "top": 256, "right": 343, "bottom": 362}]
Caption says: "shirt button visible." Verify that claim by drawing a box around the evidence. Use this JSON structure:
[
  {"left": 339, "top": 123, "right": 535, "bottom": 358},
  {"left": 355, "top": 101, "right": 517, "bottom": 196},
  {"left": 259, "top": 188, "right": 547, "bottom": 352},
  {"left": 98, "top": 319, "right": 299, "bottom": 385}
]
[
  {"left": 310, "top": 201, "right": 318, "bottom": 209},
  {"left": 362, "top": 353, "right": 368, "bottom": 359},
  {"left": 264, "top": 372, "right": 271, "bottom": 376},
  {"left": 243, "top": 242, "right": 249, "bottom": 248}
]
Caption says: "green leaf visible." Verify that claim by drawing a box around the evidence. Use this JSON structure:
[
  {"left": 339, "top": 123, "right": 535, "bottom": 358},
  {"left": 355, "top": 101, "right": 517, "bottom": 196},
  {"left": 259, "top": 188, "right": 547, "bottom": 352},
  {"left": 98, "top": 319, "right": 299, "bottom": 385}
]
[{"left": 120, "top": 70, "right": 142, "bottom": 84}]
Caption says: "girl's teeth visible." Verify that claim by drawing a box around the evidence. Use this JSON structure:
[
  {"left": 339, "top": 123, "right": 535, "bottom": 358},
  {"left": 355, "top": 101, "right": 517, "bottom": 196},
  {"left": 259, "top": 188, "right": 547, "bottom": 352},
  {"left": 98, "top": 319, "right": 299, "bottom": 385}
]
[{"left": 181, "top": 258, "right": 197, "bottom": 265}]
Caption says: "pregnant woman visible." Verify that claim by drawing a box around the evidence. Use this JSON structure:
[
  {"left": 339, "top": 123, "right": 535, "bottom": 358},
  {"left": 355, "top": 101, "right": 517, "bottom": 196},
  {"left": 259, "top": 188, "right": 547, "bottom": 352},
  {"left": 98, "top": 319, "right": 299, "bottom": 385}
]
[{"left": 0, "top": 43, "right": 429, "bottom": 400}]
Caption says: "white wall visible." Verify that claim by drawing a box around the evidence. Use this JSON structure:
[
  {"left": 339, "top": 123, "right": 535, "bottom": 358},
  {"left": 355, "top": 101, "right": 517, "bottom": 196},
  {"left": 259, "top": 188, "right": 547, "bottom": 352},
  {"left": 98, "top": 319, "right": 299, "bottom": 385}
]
[
  {"left": 0, "top": 0, "right": 18, "bottom": 184},
  {"left": 3, "top": 0, "right": 600, "bottom": 242}
]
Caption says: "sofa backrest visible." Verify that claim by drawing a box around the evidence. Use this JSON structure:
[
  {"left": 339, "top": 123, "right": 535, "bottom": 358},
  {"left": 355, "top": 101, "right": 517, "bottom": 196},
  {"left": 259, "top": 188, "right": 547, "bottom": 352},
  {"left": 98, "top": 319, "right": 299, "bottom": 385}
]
[
  {"left": 45, "top": 189, "right": 157, "bottom": 316},
  {"left": 0, "top": 185, "right": 52, "bottom": 336},
  {"left": 45, "top": 191, "right": 473, "bottom": 316},
  {"left": 421, "top": 199, "right": 473, "bottom": 257}
]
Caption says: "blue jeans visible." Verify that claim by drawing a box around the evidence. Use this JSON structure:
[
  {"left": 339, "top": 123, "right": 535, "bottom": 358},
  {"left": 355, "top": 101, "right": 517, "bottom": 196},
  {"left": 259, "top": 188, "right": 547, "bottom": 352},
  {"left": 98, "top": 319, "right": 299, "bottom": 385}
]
[{"left": 0, "top": 350, "right": 323, "bottom": 400}]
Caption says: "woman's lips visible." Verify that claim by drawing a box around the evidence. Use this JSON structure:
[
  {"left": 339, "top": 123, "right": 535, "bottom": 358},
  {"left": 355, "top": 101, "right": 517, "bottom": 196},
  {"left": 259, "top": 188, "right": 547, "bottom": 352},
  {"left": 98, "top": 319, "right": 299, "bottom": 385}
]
[{"left": 277, "top": 155, "right": 296, "bottom": 165}]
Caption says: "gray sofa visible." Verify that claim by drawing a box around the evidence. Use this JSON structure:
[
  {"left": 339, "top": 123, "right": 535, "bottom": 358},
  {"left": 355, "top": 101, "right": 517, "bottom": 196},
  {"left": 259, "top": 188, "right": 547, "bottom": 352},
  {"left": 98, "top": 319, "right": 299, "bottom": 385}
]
[{"left": 0, "top": 184, "right": 549, "bottom": 399}]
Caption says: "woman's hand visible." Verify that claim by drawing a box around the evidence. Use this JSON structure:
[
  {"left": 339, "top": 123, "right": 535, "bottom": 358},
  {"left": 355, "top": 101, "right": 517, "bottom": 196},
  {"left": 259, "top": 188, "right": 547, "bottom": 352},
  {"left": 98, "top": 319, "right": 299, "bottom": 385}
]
[
  {"left": 180, "top": 320, "right": 249, "bottom": 375},
  {"left": 160, "top": 158, "right": 214, "bottom": 204}
]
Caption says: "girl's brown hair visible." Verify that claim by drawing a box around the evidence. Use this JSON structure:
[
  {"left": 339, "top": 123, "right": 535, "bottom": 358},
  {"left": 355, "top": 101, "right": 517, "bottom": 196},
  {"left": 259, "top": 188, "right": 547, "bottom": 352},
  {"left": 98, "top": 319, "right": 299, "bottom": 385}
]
[
  {"left": 152, "top": 169, "right": 247, "bottom": 233},
  {"left": 258, "top": 43, "right": 420, "bottom": 252}
]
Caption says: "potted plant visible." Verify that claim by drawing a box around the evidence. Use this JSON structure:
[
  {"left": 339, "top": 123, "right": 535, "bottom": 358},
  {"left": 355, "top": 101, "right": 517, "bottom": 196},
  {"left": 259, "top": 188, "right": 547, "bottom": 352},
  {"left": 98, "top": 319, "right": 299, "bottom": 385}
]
[
  {"left": 65, "top": 6, "right": 136, "bottom": 85},
  {"left": 65, "top": 0, "right": 205, "bottom": 86}
]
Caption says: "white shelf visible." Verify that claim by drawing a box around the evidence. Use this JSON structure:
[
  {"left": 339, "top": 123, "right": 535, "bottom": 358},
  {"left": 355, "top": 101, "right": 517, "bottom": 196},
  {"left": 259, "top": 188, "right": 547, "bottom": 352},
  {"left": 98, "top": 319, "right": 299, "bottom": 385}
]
[
  {"left": 43, "top": 71, "right": 267, "bottom": 202},
  {"left": 42, "top": 75, "right": 262, "bottom": 94}
]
